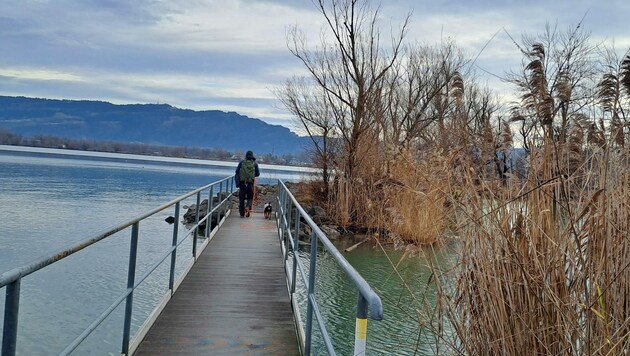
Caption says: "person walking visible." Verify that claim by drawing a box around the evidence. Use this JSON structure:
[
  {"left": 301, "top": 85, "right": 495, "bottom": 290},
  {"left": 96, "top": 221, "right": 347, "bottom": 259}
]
[{"left": 235, "top": 150, "right": 260, "bottom": 217}]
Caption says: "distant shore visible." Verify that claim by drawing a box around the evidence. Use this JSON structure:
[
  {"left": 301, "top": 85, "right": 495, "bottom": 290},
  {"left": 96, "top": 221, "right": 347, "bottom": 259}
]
[{"left": 0, "top": 144, "right": 319, "bottom": 173}]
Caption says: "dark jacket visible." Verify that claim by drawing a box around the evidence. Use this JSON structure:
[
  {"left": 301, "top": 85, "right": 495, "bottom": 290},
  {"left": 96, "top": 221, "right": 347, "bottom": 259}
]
[{"left": 235, "top": 152, "right": 260, "bottom": 186}]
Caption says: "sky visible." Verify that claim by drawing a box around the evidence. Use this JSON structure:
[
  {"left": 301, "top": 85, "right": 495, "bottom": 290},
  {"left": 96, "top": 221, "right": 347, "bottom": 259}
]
[{"left": 1, "top": 0, "right": 629, "bottom": 132}]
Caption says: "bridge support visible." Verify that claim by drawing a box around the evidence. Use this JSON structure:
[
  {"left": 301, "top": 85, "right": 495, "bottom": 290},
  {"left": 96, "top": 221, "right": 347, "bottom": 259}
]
[{"left": 2, "top": 279, "right": 21, "bottom": 356}]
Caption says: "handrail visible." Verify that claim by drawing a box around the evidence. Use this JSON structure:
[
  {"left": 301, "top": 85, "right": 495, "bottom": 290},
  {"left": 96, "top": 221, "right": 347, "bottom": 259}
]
[
  {"left": 1, "top": 175, "right": 236, "bottom": 356},
  {"left": 275, "top": 180, "right": 383, "bottom": 356}
]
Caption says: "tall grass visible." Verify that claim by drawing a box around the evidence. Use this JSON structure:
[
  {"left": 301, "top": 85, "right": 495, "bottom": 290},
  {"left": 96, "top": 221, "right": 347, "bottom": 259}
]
[
  {"left": 431, "top": 142, "right": 630, "bottom": 354},
  {"left": 324, "top": 147, "right": 454, "bottom": 244}
]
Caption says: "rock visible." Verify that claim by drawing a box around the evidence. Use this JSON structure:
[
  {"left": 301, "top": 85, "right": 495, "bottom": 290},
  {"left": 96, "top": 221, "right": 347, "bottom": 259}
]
[
  {"left": 299, "top": 224, "right": 312, "bottom": 241},
  {"left": 257, "top": 185, "right": 268, "bottom": 195},
  {"left": 183, "top": 199, "right": 209, "bottom": 224},
  {"left": 217, "top": 191, "right": 231, "bottom": 201},
  {"left": 307, "top": 205, "right": 328, "bottom": 224},
  {"left": 182, "top": 191, "right": 234, "bottom": 229},
  {"left": 320, "top": 225, "right": 341, "bottom": 240}
]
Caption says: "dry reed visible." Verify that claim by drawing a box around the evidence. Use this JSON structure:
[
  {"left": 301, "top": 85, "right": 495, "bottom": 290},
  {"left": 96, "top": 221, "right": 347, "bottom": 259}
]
[
  {"left": 430, "top": 142, "right": 630, "bottom": 355},
  {"left": 324, "top": 146, "right": 454, "bottom": 245}
]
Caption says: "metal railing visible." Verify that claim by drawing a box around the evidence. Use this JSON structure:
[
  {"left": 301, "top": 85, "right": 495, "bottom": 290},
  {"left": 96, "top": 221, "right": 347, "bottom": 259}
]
[
  {"left": 275, "top": 180, "right": 383, "bottom": 356},
  {"left": 0, "top": 176, "right": 236, "bottom": 356}
]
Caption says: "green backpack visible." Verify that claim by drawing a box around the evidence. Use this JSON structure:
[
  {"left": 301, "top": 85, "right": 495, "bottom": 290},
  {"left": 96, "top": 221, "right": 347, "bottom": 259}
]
[{"left": 240, "top": 159, "right": 255, "bottom": 184}]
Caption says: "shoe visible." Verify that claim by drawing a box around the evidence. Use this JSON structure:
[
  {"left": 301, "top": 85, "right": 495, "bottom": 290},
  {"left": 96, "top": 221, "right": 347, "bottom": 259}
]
[{"left": 245, "top": 208, "right": 250, "bottom": 217}]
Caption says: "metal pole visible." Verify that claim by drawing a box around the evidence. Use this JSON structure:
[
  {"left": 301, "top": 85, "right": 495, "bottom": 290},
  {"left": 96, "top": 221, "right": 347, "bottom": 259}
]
[
  {"left": 354, "top": 294, "right": 369, "bottom": 356},
  {"left": 291, "top": 209, "right": 300, "bottom": 294},
  {"left": 121, "top": 222, "right": 139, "bottom": 355},
  {"left": 2, "top": 279, "right": 21, "bottom": 356},
  {"left": 284, "top": 200, "right": 292, "bottom": 260},
  {"left": 222, "top": 180, "right": 228, "bottom": 220},
  {"left": 168, "top": 203, "right": 180, "bottom": 292},
  {"left": 205, "top": 187, "right": 212, "bottom": 238},
  {"left": 229, "top": 177, "right": 234, "bottom": 211},
  {"left": 304, "top": 228, "right": 318, "bottom": 355},
  {"left": 218, "top": 181, "right": 223, "bottom": 223},
  {"left": 192, "top": 192, "right": 200, "bottom": 258},
  {"left": 207, "top": 185, "right": 214, "bottom": 237},
  {"left": 283, "top": 190, "right": 290, "bottom": 250},
  {"left": 277, "top": 187, "right": 285, "bottom": 240}
]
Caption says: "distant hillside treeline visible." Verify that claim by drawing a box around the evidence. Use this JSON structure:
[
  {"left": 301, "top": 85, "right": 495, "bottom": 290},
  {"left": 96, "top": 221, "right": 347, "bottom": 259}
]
[
  {"left": 0, "top": 96, "right": 310, "bottom": 156},
  {"left": 0, "top": 128, "right": 308, "bottom": 165}
]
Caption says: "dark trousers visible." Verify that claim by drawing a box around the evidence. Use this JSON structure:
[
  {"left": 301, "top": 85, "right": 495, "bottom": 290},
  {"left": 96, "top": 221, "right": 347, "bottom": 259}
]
[{"left": 238, "top": 183, "right": 254, "bottom": 216}]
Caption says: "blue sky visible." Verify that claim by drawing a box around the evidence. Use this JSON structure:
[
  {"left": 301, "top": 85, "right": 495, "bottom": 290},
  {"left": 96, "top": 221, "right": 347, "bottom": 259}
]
[{"left": 1, "top": 0, "right": 629, "bottom": 131}]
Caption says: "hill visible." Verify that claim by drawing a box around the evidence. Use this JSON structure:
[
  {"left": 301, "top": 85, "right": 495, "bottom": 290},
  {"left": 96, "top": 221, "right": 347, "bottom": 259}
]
[{"left": 0, "top": 96, "right": 308, "bottom": 156}]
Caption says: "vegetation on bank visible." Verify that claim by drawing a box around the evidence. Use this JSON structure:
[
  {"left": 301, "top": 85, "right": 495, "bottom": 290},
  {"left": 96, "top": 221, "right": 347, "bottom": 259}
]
[{"left": 281, "top": 0, "right": 629, "bottom": 353}]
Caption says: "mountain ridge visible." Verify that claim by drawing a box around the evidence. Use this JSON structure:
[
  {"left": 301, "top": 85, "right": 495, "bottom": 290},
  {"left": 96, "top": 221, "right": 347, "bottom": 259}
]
[{"left": 0, "top": 96, "right": 307, "bottom": 156}]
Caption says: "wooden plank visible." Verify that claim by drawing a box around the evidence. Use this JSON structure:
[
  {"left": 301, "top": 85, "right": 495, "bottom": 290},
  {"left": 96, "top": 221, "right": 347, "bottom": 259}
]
[{"left": 134, "top": 212, "right": 299, "bottom": 355}]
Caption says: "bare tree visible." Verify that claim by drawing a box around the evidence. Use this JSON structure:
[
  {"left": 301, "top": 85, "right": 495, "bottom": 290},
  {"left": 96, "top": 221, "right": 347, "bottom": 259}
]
[
  {"left": 276, "top": 77, "right": 338, "bottom": 196},
  {"left": 280, "top": 0, "right": 410, "bottom": 224},
  {"left": 378, "top": 41, "right": 469, "bottom": 153},
  {"left": 286, "top": 0, "right": 409, "bottom": 181}
]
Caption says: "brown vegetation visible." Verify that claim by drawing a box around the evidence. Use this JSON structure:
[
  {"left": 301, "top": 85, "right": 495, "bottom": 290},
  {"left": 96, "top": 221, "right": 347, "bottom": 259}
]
[{"left": 432, "top": 142, "right": 629, "bottom": 355}]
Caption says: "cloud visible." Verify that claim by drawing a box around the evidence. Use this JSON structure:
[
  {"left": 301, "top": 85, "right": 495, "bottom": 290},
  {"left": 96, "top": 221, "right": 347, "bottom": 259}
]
[
  {"left": 0, "top": 68, "right": 86, "bottom": 82},
  {"left": 1, "top": 0, "right": 630, "bottom": 131}
]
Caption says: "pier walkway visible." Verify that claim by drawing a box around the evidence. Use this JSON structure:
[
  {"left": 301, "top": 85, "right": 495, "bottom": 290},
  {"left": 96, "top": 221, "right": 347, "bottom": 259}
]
[{"left": 135, "top": 211, "right": 299, "bottom": 355}]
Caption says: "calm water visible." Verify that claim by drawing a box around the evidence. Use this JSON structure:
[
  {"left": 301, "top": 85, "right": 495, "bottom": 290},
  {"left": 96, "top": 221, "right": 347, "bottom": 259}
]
[
  {"left": 0, "top": 146, "right": 452, "bottom": 355},
  {"left": 296, "top": 242, "right": 455, "bottom": 355}
]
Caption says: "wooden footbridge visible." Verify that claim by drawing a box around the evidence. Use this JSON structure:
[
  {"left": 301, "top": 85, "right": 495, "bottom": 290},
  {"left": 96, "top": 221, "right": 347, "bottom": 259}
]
[
  {"left": 135, "top": 213, "right": 298, "bottom": 355},
  {"left": 0, "top": 177, "right": 383, "bottom": 356}
]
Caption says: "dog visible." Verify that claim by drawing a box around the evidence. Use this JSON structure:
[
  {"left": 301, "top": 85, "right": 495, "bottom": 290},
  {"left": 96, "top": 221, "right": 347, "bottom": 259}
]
[{"left": 263, "top": 203, "right": 273, "bottom": 219}]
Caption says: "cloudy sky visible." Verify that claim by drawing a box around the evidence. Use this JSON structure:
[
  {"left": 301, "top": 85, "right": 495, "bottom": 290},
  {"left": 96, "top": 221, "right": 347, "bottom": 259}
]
[{"left": 1, "top": 0, "right": 629, "bottom": 131}]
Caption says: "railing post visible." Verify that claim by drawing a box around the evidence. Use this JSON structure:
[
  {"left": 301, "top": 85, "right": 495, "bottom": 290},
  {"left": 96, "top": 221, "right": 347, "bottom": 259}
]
[
  {"left": 291, "top": 208, "right": 300, "bottom": 294},
  {"left": 121, "top": 222, "right": 139, "bottom": 355},
  {"left": 284, "top": 200, "right": 292, "bottom": 260},
  {"left": 2, "top": 279, "right": 21, "bottom": 356},
  {"left": 207, "top": 185, "right": 214, "bottom": 237},
  {"left": 283, "top": 189, "right": 290, "bottom": 248},
  {"left": 222, "top": 180, "right": 228, "bottom": 220},
  {"left": 354, "top": 294, "right": 369, "bottom": 356},
  {"left": 168, "top": 202, "right": 180, "bottom": 292},
  {"left": 218, "top": 181, "right": 223, "bottom": 224},
  {"left": 284, "top": 187, "right": 290, "bottom": 225},
  {"left": 278, "top": 187, "right": 285, "bottom": 240},
  {"left": 192, "top": 192, "right": 200, "bottom": 258},
  {"left": 230, "top": 177, "right": 235, "bottom": 210},
  {"left": 304, "top": 228, "right": 318, "bottom": 355}
]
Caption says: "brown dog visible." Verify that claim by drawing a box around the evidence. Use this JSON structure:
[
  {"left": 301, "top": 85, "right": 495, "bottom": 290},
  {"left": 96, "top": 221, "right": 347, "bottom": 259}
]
[{"left": 263, "top": 203, "right": 273, "bottom": 219}]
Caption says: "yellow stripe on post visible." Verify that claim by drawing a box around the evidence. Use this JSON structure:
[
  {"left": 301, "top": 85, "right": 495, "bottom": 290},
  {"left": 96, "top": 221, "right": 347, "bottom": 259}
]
[
  {"left": 355, "top": 318, "right": 367, "bottom": 339},
  {"left": 354, "top": 318, "right": 368, "bottom": 355}
]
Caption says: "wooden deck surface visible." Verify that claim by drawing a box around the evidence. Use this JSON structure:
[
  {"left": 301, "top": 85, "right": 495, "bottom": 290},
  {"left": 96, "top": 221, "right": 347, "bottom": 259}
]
[{"left": 134, "top": 210, "right": 299, "bottom": 355}]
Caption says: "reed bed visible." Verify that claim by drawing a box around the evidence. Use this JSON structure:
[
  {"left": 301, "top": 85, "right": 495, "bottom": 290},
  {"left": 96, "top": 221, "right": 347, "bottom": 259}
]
[
  {"left": 431, "top": 144, "right": 630, "bottom": 355},
  {"left": 312, "top": 136, "right": 628, "bottom": 354},
  {"left": 323, "top": 147, "right": 454, "bottom": 245}
]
